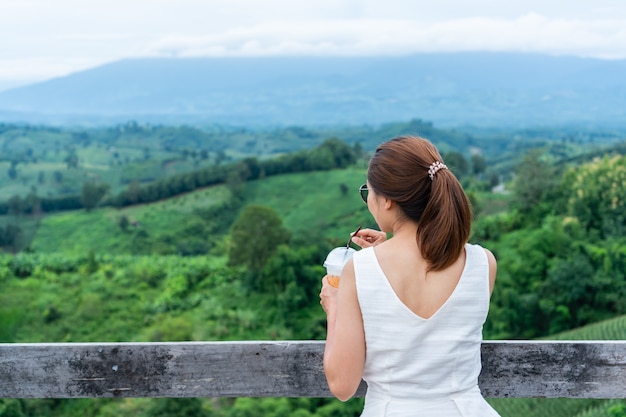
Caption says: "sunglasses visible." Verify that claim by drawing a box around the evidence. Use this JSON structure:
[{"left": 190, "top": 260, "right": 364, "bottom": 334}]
[{"left": 359, "top": 184, "right": 368, "bottom": 204}]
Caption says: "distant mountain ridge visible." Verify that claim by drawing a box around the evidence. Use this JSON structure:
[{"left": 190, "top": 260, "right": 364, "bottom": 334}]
[{"left": 0, "top": 53, "right": 625, "bottom": 127}]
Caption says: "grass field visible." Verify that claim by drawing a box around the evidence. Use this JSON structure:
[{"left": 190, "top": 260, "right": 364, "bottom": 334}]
[
  {"left": 243, "top": 167, "right": 372, "bottom": 239},
  {"left": 547, "top": 314, "right": 626, "bottom": 341},
  {"left": 30, "top": 185, "right": 232, "bottom": 255},
  {"left": 26, "top": 165, "right": 510, "bottom": 255},
  {"left": 27, "top": 168, "right": 372, "bottom": 254}
]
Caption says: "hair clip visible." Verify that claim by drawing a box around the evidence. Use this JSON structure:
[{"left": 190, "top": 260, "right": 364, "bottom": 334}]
[{"left": 428, "top": 161, "right": 448, "bottom": 180}]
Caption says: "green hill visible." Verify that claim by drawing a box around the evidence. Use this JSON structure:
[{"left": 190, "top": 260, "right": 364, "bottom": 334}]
[
  {"left": 547, "top": 315, "right": 626, "bottom": 341},
  {"left": 30, "top": 185, "right": 233, "bottom": 255},
  {"left": 242, "top": 167, "right": 372, "bottom": 237},
  {"left": 29, "top": 167, "right": 371, "bottom": 256}
]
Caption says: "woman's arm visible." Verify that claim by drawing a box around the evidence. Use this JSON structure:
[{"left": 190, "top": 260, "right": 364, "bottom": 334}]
[
  {"left": 320, "top": 259, "right": 366, "bottom": 401},
  {"left": 484, "top": 248, "right": 497, "bottom": 295}
]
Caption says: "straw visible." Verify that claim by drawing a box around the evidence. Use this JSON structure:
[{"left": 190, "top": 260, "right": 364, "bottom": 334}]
[{"left": 346, "top": 225, "right": 362, "bottom": 249}]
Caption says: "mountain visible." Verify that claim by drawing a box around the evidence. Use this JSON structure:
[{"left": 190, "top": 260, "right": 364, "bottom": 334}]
[{"left": 0, "top": 53, "right": 625, "bottom": 127}]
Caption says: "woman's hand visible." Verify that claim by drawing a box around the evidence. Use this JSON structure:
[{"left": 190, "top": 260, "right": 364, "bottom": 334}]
[
  {"left": 350, "top": 228, "right": 387, "bottom": 248},
  {"left": 320, "top": 275, "right": 339, "bottom": 315}
]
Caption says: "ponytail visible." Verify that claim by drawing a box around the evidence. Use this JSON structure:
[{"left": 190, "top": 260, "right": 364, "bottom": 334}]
[
  {"left": 418, "top": 169, "right": 472, "bottom": 271},
  {"left": 368, "top": 136, "right": 472, "bottom": 271}
]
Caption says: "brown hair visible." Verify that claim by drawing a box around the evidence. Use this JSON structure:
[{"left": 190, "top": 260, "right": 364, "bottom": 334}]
[{"left": 367, "top": 136, "right": 472, "bottom": 271}]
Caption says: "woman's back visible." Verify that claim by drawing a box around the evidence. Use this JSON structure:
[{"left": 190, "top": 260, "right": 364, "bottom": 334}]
[
  {"left": 372, "top": 238, "right": 466, "bottom": 320},
  {"left": 354, "top": 243, "right": 500, "bottom": 417}
]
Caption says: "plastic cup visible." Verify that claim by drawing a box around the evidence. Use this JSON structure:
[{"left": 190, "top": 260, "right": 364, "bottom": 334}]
[{"left": 323, "top": 247, "right": 356, "bottom": 288}]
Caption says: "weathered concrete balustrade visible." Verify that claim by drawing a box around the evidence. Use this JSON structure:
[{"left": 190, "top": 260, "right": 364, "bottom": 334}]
[{"left": 1, "top": 341, "right": 626, "bottom": 399}]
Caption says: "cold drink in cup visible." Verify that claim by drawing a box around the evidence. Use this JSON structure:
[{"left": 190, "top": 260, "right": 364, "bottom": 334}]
[{"left": 323, "top": 247, "right": 356, "bottom": 288}]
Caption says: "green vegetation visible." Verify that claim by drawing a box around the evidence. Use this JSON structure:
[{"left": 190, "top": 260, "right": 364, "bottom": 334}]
[
  {"left": 2, "top": 120, "right": 626, "bottom": 417},
  {"left": 480, "top": 152, "right": 626, "bottom": 339},
  {"left": 27, "top": 167, "right": 370, "bottom": 256},
  {"left": 30, "top": 185, "right": 234, "bottom": 256},
  {"left": 548, "top": 315, "right": 626, "bottom": 341},
  {"left": 3, "top": 120, "right": 623, "bottom": 202},
  {"left": 229, "top": 205, "right": 291, "bottom": 280}
]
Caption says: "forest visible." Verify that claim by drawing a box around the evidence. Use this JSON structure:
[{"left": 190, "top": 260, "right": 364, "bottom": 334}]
[{"left": 1, "top": 120, "right": 626, "bottom": 417}]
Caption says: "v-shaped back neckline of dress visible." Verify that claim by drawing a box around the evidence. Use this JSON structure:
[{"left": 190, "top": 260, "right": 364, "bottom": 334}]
[{"left": 367, "top": 244, "right": 470, "bottom": 321}]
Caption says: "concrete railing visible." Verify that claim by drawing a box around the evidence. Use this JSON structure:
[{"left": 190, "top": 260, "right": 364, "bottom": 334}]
[{"left": 1, "top": 341, "right": 626, "bottom": 399}]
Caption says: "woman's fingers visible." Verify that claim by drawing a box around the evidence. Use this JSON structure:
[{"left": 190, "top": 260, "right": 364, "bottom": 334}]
[{"left": 351, "top": 228, "right": 386, "bottom": 248}]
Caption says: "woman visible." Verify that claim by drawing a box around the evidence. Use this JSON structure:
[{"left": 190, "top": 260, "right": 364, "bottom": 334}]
[{"left": 320, "top": 136, "right": 500, "bottom": 416}]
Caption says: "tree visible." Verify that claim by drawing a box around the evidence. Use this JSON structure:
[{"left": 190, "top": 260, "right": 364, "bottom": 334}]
[
  {"left": 226, "top": 162, "right": 252, "bottom": 197},
  {"left": 559, "top": 155, "right": 626, "bottom": 237},
  {"left": 145, "top": 398, "right": 214, "bottom": 417},
  {"left": 539, "top": 254, "right": 596, "bottom": 334},
  {"left": 311, "top": 138, "right": 356, "bottom": 169},
  {"left": 125, "top": 181, "right": 142, "bottom": 205},
  {"left": 118, "top": 215, "right": 130, "bottom": 232},
  {"left": 1, "top": 224, "right": 23, "bottom": 253},
  {"left": 353, "top": 141, "right": 365, "bottom": 159},
  {"left": 0, "top": 398, "right": 26, "bottom": 417},
  {"left": 7, "top": 195, "right": 22, "bottom": 217},
  {"left": 215, "top": 149, "right": 227, "bottom": 165},
  {"left": 228, "top": 205, "right": 290, "bottom": 285},
  {"left": 442, "top": 151, "right": 468, "bottom": 178},
  {"left": 53, "top": 170, "right": 63, "bottom": 183},
  {"left": 262, "top": 244, "right": 326, "bottom": 308},
  {"left": 511, "top": 149, "right": 557, "bottom": 221},
  {"left": 65, "top": 149, "right": 79, "bottom": 169},
  {"left": 80, "top": 181, "right": 110, "bottom": 211},
  {"left": 24, "top": 192, "right": 41, "bottom": 217},
  {"left": 471, "top": 154, "right": 487, "bottom": 175},
  {"left": 7, "top": 161, "right": 17, "bottom": 180}
]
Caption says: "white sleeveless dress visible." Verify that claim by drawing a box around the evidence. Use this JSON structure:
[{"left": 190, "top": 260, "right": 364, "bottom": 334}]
[{"left": 354, "top": 244, "right": 501, "bottom": 417}]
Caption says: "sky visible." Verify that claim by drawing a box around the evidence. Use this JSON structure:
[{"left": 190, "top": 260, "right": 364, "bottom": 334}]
[{"left": 1, "top": 0, "right": 626, "bottom": 90}]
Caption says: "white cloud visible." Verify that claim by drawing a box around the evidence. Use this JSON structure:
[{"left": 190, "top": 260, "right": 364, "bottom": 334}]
[
  {"left": 140, "top": 14, "right": 626, "bottom": 59},
  {"left": 2, "top": 1, "right": 626, "bottom": 84}
]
